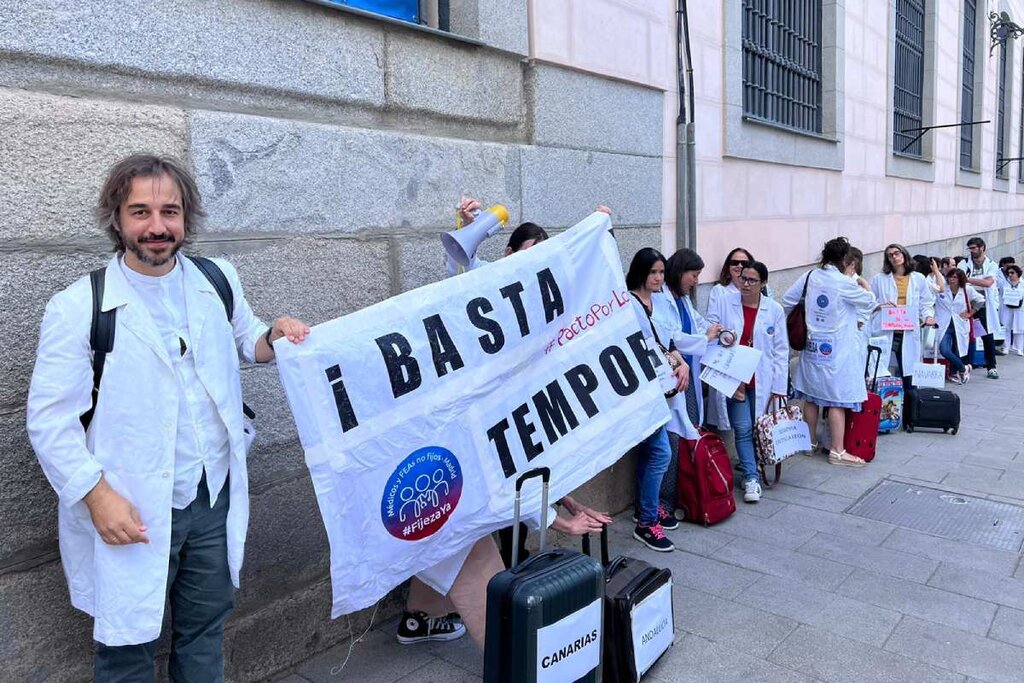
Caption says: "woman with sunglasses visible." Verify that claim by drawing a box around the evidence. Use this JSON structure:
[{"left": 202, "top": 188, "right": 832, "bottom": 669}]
[
  {"left": 708, "top": 247, "right": 756, "bottom": 317},
  {"left": 706, "top": 262, "right": 789, "bottom": 502}
]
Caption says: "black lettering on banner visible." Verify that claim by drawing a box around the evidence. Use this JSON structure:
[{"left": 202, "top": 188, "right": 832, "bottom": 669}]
[
  {"left": 537, "top": 267, "right": 565, "bottom": 323},
  {"left": 565, "top": 364, "right": 601, "bottom": 418},
  {"left": 324, "top": 364, "right": 359, "bottom": 432},
  {"left": 532, "top": 381, "right": 580, "bottom": 445},
  {"left": 599, "top": 346, "right": 640, "bottom": 396},
  {"left": 625, "top": 330, "right": 660, "bottom": 380},
  {"left": 374, "top": 333, "right": 422, "bottom": 398},
  {"left": 466, "top": 297, "right": 505, "bottom": 354},
  {"left": 423, "top": 314, "right": 465, "bottom": 377},
  {"left": 487, "top": 418, "right": 516, "bottom": 478},
  {"left": 512, "top": 403, "right": 544, "bottom": 462},
  {"left": 500, "top": 282, "right": 530, "bottom": 337}
]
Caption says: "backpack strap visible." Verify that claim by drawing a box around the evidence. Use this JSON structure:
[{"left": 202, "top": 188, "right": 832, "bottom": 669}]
[
  {"left": 81, "top": 268, "right": 115, "bottom": 430},
  {"left": 186, "top": 255, "right": 234, "bottom": 321}
]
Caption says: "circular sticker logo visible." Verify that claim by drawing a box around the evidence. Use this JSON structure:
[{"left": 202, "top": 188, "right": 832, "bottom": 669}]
[
  {"left": 766, "top": 326, "right": 775, "bottom": 336},
  {"left": 381, "top": 446, "right": 462, "bottom": 541},
  {"left": 816, "top": 294, "right": 830, "bottom": 308},
  {"left": 819, "top": 342, "right": 833, "bottom": 357}
]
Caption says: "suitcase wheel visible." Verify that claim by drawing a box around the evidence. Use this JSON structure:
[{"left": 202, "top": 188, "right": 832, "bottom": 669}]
[{"left": 950, "top": 427, "right": 958, "bottom": 435}]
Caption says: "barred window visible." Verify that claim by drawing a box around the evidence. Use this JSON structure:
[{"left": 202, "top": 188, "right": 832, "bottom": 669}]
[
  {"left": 960, "top": 0, "right": 977, "bottom": 169},
  {"left": 893, "top": 0, "right": 926, "bottom": 157},
  {"left": 996, "top": 41, "right": 1009, "bottom": 178},
  {"left": 741, "top": 0, "right": 823, "bottom": 134}
]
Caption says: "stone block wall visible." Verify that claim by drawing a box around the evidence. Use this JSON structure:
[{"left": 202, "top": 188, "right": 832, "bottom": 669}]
[{"left": 0, "top": 1, "right": 666, "bottom": 679}]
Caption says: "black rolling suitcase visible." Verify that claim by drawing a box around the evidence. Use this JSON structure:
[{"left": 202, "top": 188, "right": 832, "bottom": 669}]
[
  {"left": 483, "top": 468, "right": 605, "bottom": 683},
  {"left": 582, "top": 526, "right": 674, "bottom": 682},
  {"left": 904, "top": 386, "right": 960, "bottom": 434}
]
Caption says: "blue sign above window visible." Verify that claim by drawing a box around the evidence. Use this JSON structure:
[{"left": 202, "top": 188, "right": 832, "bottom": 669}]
[{"left": 328, "top": 0, "right": 419, "bottom": 23}]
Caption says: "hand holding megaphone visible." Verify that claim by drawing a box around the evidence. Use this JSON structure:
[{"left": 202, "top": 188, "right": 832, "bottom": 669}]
[{"left": 442, "top": 203, "right": 510, "bottom": 267}]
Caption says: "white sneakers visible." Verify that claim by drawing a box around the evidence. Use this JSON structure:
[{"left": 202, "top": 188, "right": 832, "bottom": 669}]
[{"left": 743, "top": 479, "right": 762, "bottom": 503}]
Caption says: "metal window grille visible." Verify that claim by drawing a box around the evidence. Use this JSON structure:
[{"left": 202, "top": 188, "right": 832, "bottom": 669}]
[
  {"left": 742, "top": 0, "right": 823, "bottom": 134},
  {"left": 996, "top": 41, "right": 1009, "bottom": 178},
  {"left": 961, "top": 0, "right": 976, "bottom": 169},
  {"left": 893, "top": 0, "right": 926, "bottom": 157}
]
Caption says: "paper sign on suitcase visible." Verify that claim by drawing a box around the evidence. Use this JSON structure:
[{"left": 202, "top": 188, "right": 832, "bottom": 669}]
[
  {"left": 630, "top": 581, "right": 674, "bottom": 677},
  {"left": 912, "top": 362, "right": 945, "bottom": 389},
  {"left": 536, "top": 599, "right": 603, "bottom": 682}
]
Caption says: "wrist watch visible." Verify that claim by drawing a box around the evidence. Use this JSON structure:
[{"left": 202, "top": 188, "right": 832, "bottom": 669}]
[{"left": 264, "top": 326, "right": 275, "bottom": 348}]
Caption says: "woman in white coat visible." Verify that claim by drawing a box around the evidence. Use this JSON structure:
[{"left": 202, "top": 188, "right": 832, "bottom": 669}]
[
  {"left": 935, "top": 267, "right": 982, "bottom": 383},
  {"left": 707, "top": 246, "right": 755, "bottom": 315},
  {"left": 870, "top": 244, "right": 936, "bottom": 383},
  {"left": 783, "top": 237, "right": 877, "bottom": 467},
  {"left": 706, "top": 262, "right": 789, "bottom": 503}
]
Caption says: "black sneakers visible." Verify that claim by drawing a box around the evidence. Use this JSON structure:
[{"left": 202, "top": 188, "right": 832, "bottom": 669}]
[
  {"left": 396, "top": 610, "right": 466, "bottom": 644},
  {"left": 633, "top": 523, "right": 675, "bottom": 552},
  {"left": 633, "top": 504, "right": 680, "bottom": 531}
]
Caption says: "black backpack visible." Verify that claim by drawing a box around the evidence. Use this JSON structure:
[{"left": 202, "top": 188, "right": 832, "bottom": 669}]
[{"left": 80, "top": 255, "right": 255, "bottom": 429}]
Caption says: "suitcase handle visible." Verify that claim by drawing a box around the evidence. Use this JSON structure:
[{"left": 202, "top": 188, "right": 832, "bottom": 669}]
[
  {"left": 865, "top": 344, "right": 883, "bottom": 392},
  {"left": 511, "top": 468, "right": 551, "bottom": 568},
  {"left": 580, "top": 524, "right": 611, "bottom": 567}
]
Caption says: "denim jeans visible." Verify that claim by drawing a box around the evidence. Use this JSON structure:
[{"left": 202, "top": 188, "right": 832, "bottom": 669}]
[
  {"left": 635, "top": 426, "right": 672, "bottom": 526},
  {"left": 95, "top": 475, "right": 234, "bottom": 683},
  {"left": 939, "top": 325, "right": 967, "bottom": 375},
  {"left": 726, "top": 388, "right": 758, "bottom": 484}
]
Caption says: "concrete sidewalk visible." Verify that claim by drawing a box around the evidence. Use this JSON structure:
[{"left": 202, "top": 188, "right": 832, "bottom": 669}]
[{"left": 275, "top": 354, "right": 1024, "bottom": 683}]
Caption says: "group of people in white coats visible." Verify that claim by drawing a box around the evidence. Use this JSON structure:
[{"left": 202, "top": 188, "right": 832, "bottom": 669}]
[
  {"left": 625, "top": 245, "right": 791, "bottom": 552},
  {"left": 626, "top": 234, "right": 1021, "bottom": 550}
]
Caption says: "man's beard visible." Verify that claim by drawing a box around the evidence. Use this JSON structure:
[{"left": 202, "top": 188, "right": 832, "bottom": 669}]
[{"left": 125, "top": 233, "right": 181, "bottom": 267}]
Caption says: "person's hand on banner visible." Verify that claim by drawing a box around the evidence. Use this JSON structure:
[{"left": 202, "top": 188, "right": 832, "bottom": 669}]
[
  {"left": 595, "top": 204, "right": 612, "bottom": 216},
  {"left": 270, "top": 317, "right": 311, "bottom": 344}
]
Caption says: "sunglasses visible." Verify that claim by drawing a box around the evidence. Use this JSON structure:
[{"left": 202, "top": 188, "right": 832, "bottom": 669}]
[{"left": 728, "top": 259, "right": 751, "bottom": 267}]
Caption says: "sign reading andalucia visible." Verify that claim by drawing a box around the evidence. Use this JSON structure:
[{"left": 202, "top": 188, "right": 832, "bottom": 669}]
[{"left": 275, "top": 212, "right": 670, "bottom": 616}]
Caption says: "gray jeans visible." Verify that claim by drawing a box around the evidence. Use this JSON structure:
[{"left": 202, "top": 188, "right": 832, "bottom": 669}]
[{"left": 95, "top": 475, "right": 234, "bottom": 682}]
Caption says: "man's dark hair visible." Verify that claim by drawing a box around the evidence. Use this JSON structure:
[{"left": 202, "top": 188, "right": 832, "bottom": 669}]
[
  {"left": 625, "top": 247, "right": 666, "bottom": 291},
  {"left": 819, "top": 237, "right": 851, "bottom": 269},
  {"left": 999, "top": 256, "right": 1016, "bottom": 268},
  {"left": 665, "top": 248, "right": 705, "bottom": 300},
  {"left": 96, "top": 154, "right": 204, "bottom": 252},
  {"left": 507, "top": 222, "right": 548, "bottom": 253},
  {"left": 717, "top": 247, "right": 754, "bottom": 286},
  {"left": 966, "top": 237, "right": 987, "bottom": 250},
  {"left": 912, "top": 254, "right": 931, "bottom": 276}
]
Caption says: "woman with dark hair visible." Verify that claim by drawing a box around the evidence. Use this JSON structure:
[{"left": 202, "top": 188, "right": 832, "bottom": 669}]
[
  {"left": 870, "top": 243, "right": 936, "bottom": 383},
  {"left": 936, "top": 268, "right": 981, "bottom": 383},
  {"left": 625, "top": 247, "right": 690, "bottom": 552},
  {"left": 708, "top": 247, "right": 755, "bottom": 316},
  {"left": 706, "top": 261, "right": 789, "bottom": 502},
  {"left": 783, "top": 237, "right": 876, "bottom": 467}
]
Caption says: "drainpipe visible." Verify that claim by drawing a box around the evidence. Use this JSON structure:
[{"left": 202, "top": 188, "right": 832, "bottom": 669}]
[{"left": 675, "top": 0, "right": 697, "bottom": 251}]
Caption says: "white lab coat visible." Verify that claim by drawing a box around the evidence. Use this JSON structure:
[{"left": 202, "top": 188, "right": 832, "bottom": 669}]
[
  {"left": 1000, "top": 281, "right": 1024, "bottom": 334},
  {"left": 705, "top": 290, "right": 790, "bottom": 430},
  {"left": 27, "top": 256, "right": 265, "bottom": 646},
  {"left": 935, "top": 285, "right": 983, "bottom": 357},
  {"left": 782, "top": 265, "right": 877, "bottom": 405},
  {"left": 629, "top": 290, "right": 708, "bottom": 440},
  {"left": 706, "top": 283, "right": 738, "bottom": 319},
  {"left": 959, "top": 258, "right": 1005, "bottom": 337},
  {"left": 869, "top": 271, "right": 936, "bottom": 373}
]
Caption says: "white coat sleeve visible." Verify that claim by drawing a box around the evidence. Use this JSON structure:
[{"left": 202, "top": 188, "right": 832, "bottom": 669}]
[
  {"left": 669, "top": 298, "right": 711, "bottom": 357},
  {"left": 781, "top": 272, "right": 809, "bottom": 314},
  {"left": 771, "top": 305, "right": 789, "bottom": 396},
  {"left": 26, "top": 295, "right": 104, "bottom": 507},
  {"left": 845, "top": 274, "right": 877, "bottom": 315},
  {"left": 918, "top": 273, "right": 936, "bottom": 319},
  {"left": 215, "top": 259, "right": 269, "bottom": 364},
  {"left": 706, "top": 285, "right": 722, "bottom": 319}
]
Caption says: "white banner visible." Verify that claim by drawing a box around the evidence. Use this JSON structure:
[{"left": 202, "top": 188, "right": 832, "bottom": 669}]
[{"left": 275, "top": 214, "right": 670, "bottom": 616}]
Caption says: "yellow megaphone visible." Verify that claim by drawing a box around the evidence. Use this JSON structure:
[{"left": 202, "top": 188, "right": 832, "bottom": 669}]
[{"left": 441, "top": 205, "right": 510, "bottom": 267}]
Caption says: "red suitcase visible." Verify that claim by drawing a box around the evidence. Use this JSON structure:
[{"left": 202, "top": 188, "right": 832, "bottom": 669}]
[
  {"left": 676, "top": 431, "right": 736, "bottom": 526},
  {"left": 843, "top": 345, "right": 882, "bottom": 462}
]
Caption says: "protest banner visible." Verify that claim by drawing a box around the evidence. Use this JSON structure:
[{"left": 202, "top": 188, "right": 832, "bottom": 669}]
[
  {"left": 275, "top": 213, "right": 670, "bottom": 616},
  {"left": 881, "top": 305, "right": 916, "bottom": 331}
]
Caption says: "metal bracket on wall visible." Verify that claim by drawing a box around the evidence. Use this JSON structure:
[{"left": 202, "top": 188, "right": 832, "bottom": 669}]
[
  {"left": 899, "top": 120, "right": 989, "bottom": 154},
  {"left": 995, "top": 156, "right": 1024, "bottom": 172}
]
